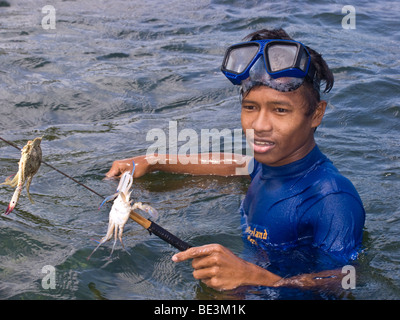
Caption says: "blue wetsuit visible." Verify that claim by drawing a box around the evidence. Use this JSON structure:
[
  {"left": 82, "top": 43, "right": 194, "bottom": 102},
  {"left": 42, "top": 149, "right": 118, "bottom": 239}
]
[{"left": 241, "top": 145, "right": 365, "bottom": 264}]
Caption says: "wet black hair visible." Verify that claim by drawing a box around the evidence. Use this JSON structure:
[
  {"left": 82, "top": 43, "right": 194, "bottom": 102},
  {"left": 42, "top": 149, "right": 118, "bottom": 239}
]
[{"left": 243, "top": 28, "right": 334, "bottom": 116}]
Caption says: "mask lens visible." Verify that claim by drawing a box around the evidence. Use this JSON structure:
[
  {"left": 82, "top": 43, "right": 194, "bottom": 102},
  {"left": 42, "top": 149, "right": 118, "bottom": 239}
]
[
  {"left": 224, "top": 43, "right": 259, "bottom": 74},
  {"left": 299, "top": 47, "right": 308, "bottom": 71},
  {"left": 267, "top": 43, "right": 298, "bottom": 72}
]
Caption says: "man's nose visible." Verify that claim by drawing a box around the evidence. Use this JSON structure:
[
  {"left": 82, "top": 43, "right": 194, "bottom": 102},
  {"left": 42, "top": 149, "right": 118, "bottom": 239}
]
[{"left": 252, "top": 109, "right": 273, "bottom": 133}]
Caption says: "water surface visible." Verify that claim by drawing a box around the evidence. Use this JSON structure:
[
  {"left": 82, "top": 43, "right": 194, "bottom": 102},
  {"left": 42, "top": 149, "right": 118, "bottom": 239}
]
[{"left": 0, "top": 0, "right": 399, "bottom": 299}]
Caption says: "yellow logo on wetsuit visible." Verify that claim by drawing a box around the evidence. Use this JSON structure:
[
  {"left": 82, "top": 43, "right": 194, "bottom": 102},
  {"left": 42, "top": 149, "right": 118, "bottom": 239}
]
[{"left": 245, "top": 226, "right": 268, "bottom": 246}]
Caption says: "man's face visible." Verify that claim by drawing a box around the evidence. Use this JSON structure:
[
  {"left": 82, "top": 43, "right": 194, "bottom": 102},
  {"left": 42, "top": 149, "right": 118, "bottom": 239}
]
[{"left": 241, "top": 85, "right": 326, "bottom": 167}]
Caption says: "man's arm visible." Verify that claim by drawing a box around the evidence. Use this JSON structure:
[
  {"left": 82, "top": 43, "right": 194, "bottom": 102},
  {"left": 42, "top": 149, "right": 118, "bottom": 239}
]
[
  {"left": 172, "top": 244, "right": 345, "bottom": 291},
  {"left": 171, "top": 191, "right": 364, "bottom": 291},
  {"left": 105, "top": 153, "right": 251, "bottom": 178}
]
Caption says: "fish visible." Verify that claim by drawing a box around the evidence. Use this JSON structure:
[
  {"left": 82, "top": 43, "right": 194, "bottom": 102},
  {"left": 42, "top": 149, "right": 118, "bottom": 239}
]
[{"left": 2, "top": 137, "right": 42, "bottom": 215}]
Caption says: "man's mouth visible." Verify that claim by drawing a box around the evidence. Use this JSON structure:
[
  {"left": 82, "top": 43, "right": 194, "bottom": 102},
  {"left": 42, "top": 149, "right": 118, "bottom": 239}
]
[{"left": 252, "top": 139, "right": 275, "bottom": 154}]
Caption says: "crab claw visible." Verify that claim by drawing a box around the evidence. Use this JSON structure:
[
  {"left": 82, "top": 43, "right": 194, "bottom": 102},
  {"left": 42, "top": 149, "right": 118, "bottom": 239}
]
[
  {"left": 144, "top": 205, "right": 159, "bottom": 220},
  {"left": 132, "top": 202, "right": 159, "bottom": 220},
  {"left": 98, "top": 193, "right": 118, "bottom": 210}
]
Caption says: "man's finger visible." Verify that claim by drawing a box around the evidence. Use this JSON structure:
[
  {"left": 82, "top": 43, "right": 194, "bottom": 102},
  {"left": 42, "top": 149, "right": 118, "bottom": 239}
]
[
  {"left": 105, "top": 164, "right": 121, "bottom": 178},
  {"left": 172, "top": 244, "right": 216, "bottom": 262},
  {"left": 193, "top": 267, "right": 216, "bottom": 281}
]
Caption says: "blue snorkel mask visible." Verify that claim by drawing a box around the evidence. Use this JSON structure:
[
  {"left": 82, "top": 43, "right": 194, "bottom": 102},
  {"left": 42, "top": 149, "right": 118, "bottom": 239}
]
[{"left": 221, "top": 39, "right": 320, "bottom": 95}]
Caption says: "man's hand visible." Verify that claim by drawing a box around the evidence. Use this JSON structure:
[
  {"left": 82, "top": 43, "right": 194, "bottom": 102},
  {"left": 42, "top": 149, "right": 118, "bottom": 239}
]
[
  {"left": 105, "top": 155, "right": 149, "bottom": 178},
  {"left": 172, "top": 244, "right": 281, "bottom": 291}
]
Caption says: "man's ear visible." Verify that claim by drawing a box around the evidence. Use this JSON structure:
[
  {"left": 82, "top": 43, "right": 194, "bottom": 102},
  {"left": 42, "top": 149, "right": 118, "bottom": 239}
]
[{"left": 311, "top": 100, "right": 327, "bottom": 128}]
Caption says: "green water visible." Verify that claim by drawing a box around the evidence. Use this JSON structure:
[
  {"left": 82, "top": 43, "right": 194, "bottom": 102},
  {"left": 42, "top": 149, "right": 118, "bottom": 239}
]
[{"left": 0, "top": 0, "right": 399, "bottom": 300}]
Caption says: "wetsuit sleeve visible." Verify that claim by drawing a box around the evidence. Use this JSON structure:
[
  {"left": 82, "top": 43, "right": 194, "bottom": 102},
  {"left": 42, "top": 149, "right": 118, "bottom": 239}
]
[{"left": 311, "top": 192, "right": 365, "bottom": 260}]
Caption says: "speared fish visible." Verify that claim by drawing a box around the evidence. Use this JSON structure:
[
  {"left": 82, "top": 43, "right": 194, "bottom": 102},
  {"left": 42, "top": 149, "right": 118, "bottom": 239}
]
[{"left": 1, "top": 137, "right": 42, "bottom": 215}]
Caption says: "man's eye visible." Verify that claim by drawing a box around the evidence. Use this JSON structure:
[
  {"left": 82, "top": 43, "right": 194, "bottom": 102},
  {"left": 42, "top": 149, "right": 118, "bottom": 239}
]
[
  {"left": 242, "top": 105, "right": 255, "bottom": 110},
  {"left": 275, "top": 108, "right": 288, "bottom": 113}
]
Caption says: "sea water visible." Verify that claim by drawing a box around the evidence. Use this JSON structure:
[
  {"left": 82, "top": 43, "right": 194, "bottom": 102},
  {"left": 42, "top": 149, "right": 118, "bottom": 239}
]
[{"left": 0, "top": 0, "right": 399, "bottom": 300}]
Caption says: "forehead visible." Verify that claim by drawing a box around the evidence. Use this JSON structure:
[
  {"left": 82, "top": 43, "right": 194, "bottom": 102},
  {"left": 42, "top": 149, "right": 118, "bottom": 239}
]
[{"left": 242, "top": 85, "right": 309, "bottom": 108}]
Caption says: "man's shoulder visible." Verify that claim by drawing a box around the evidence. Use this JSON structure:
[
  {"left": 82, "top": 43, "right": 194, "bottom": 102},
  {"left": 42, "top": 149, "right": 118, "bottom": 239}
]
[{"left": 311, "top": 158, "right": 358, "bottom": 195}]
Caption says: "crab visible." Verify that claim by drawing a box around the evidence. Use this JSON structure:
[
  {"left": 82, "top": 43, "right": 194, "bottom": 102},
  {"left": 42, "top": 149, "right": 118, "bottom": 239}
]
[{"left": 87, "top": 161, "right": 158, "bottom": 259}]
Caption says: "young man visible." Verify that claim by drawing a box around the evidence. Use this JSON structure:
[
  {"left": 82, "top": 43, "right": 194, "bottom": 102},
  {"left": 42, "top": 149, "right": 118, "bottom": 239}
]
[{"left": 106, "top": 29, "right": 365, "bottom": 291}]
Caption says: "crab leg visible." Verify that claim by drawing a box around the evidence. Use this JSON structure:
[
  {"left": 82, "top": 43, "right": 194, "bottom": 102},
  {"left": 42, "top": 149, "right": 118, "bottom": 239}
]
[{"left": 86, "top": 220, "right": 115, "bottom": 260}]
